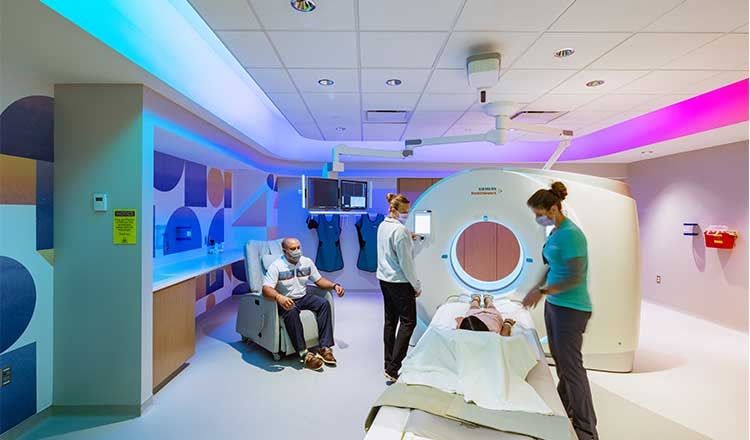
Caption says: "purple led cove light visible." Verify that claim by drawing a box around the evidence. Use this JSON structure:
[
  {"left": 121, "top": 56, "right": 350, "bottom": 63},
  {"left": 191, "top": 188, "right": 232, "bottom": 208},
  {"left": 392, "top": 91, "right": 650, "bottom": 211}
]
[{"left": 559, "top": 79, "right": 749, "bottom": 161}]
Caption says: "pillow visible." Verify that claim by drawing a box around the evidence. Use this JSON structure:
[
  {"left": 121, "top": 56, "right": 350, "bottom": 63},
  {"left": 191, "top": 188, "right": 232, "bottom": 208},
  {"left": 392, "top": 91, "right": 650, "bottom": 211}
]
[{"left": 261, "top": 254, "right": 281, "bottom": 273}]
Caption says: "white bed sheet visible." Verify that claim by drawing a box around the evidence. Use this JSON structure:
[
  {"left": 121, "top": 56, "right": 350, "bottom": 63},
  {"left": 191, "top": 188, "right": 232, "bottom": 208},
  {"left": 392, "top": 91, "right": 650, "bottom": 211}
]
[{"left": 398, "top": 301, "right": 552, "bottom": 415}]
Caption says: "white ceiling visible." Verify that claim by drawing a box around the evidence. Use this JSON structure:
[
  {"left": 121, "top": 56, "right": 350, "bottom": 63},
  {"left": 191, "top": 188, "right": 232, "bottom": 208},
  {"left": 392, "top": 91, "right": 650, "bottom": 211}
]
[{"left": 189, "top": 0, "right": 749, "bottom": 143}]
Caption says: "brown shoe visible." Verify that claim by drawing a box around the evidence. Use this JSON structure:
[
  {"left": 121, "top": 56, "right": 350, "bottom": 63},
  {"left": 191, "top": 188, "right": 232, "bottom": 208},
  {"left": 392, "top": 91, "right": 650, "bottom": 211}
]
[
  {"left": 318, "top": 347, "right": 337, "bottom": 365},
  {"left": 302, "top": 352, "right": 323, "bottom": 370}
]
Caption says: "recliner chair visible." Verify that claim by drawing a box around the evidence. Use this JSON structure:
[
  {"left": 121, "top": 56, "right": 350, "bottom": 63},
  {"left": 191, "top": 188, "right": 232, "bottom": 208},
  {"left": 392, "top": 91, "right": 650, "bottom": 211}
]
[{"left": 235, "top": 239, "right": 335, "bottom": 360}]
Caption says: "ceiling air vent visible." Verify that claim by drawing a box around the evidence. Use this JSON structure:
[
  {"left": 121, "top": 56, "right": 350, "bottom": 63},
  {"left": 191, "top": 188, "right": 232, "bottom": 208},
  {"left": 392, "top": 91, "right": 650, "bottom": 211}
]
[
  {"left": 366, "top": 110, "right": 410, "bottom": 124},
  {"left": 510, "top": 110, "right": 565, "bottom": 124}
]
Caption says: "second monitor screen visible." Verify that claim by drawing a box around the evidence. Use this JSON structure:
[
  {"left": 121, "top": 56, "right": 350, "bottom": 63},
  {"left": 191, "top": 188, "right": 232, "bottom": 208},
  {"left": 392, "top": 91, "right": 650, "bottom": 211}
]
[{"left": 341, "top": 180, "right": 367, "bottom": 210}]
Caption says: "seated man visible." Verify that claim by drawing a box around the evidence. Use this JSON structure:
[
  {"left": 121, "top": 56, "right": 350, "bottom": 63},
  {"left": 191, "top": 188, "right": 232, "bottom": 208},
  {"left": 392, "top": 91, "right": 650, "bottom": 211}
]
[
  {"left": 262, "top": 237, "right": 345, "bottom": 370},
  {"left": 455, "top": 294, "right": 516, "bottom": 336}
]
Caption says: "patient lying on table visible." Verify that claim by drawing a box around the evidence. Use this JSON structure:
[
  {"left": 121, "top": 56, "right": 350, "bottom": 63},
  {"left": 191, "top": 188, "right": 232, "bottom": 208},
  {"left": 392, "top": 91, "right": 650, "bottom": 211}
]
[{"left": 455, "top": 294, "right": 516, "bottom": 336}]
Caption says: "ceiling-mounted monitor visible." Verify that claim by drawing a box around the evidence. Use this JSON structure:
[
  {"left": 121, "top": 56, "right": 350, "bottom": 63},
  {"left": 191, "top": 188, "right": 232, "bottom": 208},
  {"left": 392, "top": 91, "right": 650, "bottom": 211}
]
[
  {"left": 340, "top": 179, "right": 368, "bottom": 210},
  {"left": 305, "top": 177, "right": 340, "bottom": 210}
]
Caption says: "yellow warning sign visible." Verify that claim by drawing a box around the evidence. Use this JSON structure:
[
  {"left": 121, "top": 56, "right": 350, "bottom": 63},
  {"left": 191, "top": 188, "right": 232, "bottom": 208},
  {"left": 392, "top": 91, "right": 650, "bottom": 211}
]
[{"left": 113, "top": 209, "right": 137, "bottom": 245}]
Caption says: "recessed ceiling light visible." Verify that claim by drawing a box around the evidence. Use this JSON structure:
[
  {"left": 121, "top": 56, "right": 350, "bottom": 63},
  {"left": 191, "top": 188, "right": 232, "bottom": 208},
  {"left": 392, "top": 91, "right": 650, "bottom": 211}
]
[
  {"left": 290, "top": 0, "right": 316, "bottom": 13},
  {"left": 335, "top": 127, "right": 346, "bottom": 133},
  {"left": 318, "top": 78, "right": 334, "bottom": 86},
  {"left": 553, "top": 48, "right": 575, "bottom": 58},
  {"left": 386, "top": 79, "right": 402, "bottom": 86},
  {"left": 586, "top": 80, "right": 605, "bottom": 88}
]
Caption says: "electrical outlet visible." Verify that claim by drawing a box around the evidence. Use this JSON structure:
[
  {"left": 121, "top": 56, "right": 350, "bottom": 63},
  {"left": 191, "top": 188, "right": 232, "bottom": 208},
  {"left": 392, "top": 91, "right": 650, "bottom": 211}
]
[
  {"left": 1, "top": 367, "right": 11, "bottom": 387},
  {"left": 656, "top": 275, "right": 662, "bottom": 284}
]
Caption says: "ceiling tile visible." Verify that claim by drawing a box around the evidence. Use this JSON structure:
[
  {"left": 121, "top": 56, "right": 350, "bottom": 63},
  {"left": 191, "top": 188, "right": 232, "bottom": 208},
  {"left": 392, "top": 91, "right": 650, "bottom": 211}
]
[
  {"left": 733, "top": 24, "right": 749, "bottom": 33},
  {"left": 305, "top": 93, "right": 361, "bottom": 124},
  {"left": 547, "top": 110, "right": 620, "bottom": 128},
  {"left": 550, "top": 0, "right": 683, "bottom": 32},
  {"left": 468, "top": 92, "right": 542, "bottom": 110},
  {"left": 438, "top": 32, "right": 537, "bottom": 69},
  {"left": 645, "top": 0, "right": 749, "bottom": 32},
  {"left": 321, "top": 123, "right": 362, "bottom": 141},
  {"left": 416, "top": 94, "right": 476, "bottom": 111},
  {"left": 617, "top": 70, "right": 722, "bottom": 93},
  {"left": 409, "top": 111, "right": 464, "bottom": 125},
  {"left": 590, "top": 33, "right": 721, "bottom": 69},
  {"left": 361, "top": 69, "right": 431, "bottom": 93},
  {"left": 248, "top": 0, "right": 355, "bottom": 30},
  {"left": 552, "top": 70, "right": 650, "bottom": 94},
  {"left": 288, "top": 69, "right": 359, "bottom": 93},
  {"left": 664, "top": 34, "right": 749, "bottom": 70},
  {"left": 362, "top": 94, "right": 420, "bottom": 110},
  {"left": 513, "top": 33, "right": 630, "bottom": 69},
  {"left": 426, "top": 69, "right": 476, "bottom": 94},
  {"left": 526, "top": 94, "right": 601, "bottom": 111},
  {"left": 359, "top": 0, "right": 463, "bottom": 31},
  {"left": 268, "top": 93, "right": 316, "bottom": 125},
  {"left": 293, "top": 122, "right": 324, "bottom": 139},
  {"left": 677, "top": 71, "right": 748, "bottom": 95},
  {"left": 268, "top": 32, "right": 358, "bottom": 68},
  {"left": 456, "top": 0, "right": 574, "bottom": 31},
  {"left": 403, "top": 112, "right": 463, "bottom": 139},
  {"left": 246, "top": 68, "right": 296, "bottom": 93},
  {"left": 362, "top": 124, "right": 407, "bottom": 141},
  {"left": 577, "top": 94, "right": 660, "bottom": 112},
  {"left": 456, "top": 111, "right": 496, "bottom": 127},
  {"left": 444, "top": 124, "right": 491, "bottom": 137},
  {"left": 625, "top": 94, "right": 694, "bottom": 116},
  {"left": 216, "top": 31, "right": 281, "bottom": 67},
  {"left": 360, "top": 32, "right": 447, "bottom": 68},
  {"left": 189, "top": 0, "right": 260, "bottom": 30},
  {"left": 493, "top": 70, "right": 575, "bottom": 94}
]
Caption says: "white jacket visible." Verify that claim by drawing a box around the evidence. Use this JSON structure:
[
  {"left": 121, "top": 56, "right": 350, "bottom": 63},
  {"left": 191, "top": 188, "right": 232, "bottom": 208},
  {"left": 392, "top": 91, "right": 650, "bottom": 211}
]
[{"left": 376, "top": 217, "right": 421, "bottom": 292}]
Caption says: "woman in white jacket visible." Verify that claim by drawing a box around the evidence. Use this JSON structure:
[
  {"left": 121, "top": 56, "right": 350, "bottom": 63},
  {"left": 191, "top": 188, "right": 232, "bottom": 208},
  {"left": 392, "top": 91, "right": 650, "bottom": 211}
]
[{"left": 377, "top": 193, "right": 422, "bottom": 383}]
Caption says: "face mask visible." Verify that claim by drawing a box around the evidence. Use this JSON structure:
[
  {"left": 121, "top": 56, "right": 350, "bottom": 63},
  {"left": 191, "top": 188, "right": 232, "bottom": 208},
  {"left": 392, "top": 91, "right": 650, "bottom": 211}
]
[
  {"left": 287, "top": 249, "right": 302, "bottom": 261},
  {"left": 535, "top": 215, "right": 555, "bottom": 227},
  {"left": 398, "top": 213, "right": 409, "bottom": 223}
]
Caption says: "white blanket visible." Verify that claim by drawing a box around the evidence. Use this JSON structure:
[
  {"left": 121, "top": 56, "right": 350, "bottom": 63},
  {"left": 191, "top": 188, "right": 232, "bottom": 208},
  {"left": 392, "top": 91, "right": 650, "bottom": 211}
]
[{"left": 398, "top": 301, "right": 553, "bottom": 415}]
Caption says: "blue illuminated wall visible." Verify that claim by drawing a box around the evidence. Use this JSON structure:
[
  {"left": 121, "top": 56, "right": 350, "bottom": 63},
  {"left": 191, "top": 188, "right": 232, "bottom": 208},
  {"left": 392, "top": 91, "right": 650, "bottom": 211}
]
[{"left": 153, "top": 149, "right": 277, "bottom": 315}]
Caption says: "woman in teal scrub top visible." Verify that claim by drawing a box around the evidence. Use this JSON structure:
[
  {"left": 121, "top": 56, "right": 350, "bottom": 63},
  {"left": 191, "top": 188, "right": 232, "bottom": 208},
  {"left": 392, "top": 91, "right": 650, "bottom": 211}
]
[{"left": 522, "top": 182, "right": 599, "bottom": 440}]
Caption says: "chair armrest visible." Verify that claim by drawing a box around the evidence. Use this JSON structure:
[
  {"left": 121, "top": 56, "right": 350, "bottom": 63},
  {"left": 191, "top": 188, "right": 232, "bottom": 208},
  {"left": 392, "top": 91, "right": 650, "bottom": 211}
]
[{"left": 306, "top": 284, "right": 335, "bottom": 325}]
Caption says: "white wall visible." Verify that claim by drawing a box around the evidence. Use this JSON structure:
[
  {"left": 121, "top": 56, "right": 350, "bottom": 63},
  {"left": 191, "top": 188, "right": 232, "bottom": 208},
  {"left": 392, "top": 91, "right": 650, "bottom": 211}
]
[{"left": 628, "top": 141, "right": 749, "bottom": 332}]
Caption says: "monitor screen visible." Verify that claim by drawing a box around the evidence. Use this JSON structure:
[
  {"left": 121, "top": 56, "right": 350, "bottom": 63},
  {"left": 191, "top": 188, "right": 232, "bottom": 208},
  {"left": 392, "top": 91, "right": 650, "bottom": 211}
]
[
  {"left": 307, "top": 177, "right": 340, "bottom": 210},
  {"left": 340, "top": 180, "right": 368, "bottom": 210},
  {"left": 414, "top": 211, "right": 431, "bottom": 236}
]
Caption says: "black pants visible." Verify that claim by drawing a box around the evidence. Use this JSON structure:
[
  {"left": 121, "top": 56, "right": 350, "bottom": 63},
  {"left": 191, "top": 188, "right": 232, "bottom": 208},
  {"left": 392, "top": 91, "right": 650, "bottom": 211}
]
[
  {"left": 545, "top": 302, "right": 598, "bottom": 440},
  {"left": 380, "top": 280, "right": 417, "bottom": 375},
  {"left": 277, "top": 293, "right": 333, "bottom": 354}
]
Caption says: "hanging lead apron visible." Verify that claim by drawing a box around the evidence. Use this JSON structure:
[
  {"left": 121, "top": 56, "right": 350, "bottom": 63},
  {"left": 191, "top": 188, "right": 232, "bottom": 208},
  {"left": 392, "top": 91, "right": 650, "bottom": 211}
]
[
  {"left": 355, "top": 213, "right": 384, "bottom": 272},
  {"left": 315, "top": 214, "right": 344, "bottom": 272}
]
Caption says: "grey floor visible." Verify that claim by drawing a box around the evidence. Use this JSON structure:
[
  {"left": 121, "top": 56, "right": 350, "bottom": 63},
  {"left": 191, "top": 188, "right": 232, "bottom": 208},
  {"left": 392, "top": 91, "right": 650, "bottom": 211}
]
[{"left": 15, "top": 293, "right": 738, "bottom": 440}]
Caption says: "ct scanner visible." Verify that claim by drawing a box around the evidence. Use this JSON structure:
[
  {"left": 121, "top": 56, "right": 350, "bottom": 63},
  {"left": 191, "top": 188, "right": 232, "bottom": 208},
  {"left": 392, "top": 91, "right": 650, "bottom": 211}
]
[{"left": 405, "top": 167, "right": 641, "bottom": 373}]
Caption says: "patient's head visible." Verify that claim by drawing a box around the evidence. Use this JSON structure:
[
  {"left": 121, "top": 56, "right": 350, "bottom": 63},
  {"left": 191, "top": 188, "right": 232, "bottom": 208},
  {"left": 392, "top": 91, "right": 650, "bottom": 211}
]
[
  {"left": 458, "top": 315, "right": 490, "bottom": 332},
  {"left": 281, "top": 237, "right": 303, "bottom": 263}
]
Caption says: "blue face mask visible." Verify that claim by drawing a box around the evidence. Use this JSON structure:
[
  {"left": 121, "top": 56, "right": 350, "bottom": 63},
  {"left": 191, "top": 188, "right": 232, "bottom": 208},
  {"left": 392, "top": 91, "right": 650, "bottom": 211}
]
[
  {"left": 535, "top": 215, "right": 554, "bottom": 227},
  {"left": 287, "top": 249, "right": 302, "bottom": 261}
]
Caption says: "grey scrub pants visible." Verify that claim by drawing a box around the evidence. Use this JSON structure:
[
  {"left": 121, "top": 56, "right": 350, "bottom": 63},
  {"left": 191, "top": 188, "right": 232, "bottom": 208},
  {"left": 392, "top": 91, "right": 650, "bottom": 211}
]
[{"left": 544, "top": 301, "right": 598, "bottom": 440}]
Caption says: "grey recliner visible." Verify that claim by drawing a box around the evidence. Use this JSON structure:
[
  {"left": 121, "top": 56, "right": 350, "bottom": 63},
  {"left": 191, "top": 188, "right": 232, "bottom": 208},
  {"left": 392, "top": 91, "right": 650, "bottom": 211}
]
[{"left": 235, "top": 239, "right": 335, "bottom": 361}]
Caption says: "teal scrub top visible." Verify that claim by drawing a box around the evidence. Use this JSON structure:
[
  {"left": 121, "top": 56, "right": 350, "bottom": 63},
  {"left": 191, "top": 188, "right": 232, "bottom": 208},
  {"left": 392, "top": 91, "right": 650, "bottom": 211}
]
[{"left": 543, "top": 218, "right": 592, "bottom": 312}]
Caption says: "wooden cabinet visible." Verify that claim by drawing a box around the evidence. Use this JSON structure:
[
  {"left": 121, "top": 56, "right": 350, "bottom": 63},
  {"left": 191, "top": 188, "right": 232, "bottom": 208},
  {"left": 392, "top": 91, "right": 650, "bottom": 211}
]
[{"left": 153, "top": 278, "right": 196, "bottom": 391}]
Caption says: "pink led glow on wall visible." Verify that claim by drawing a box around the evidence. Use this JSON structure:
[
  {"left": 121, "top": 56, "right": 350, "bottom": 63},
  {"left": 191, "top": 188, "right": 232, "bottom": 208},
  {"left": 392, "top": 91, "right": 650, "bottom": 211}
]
[{"left": 559, "top": 79, "right": 748, "bottom": 161}]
